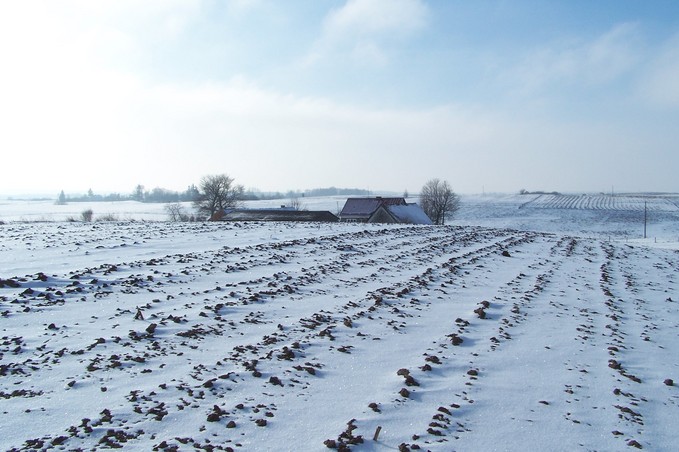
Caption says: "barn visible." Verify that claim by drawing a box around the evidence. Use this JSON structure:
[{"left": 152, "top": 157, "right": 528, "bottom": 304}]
[{"left": 339, "top": 197, "right": 432, "bottom": 224}]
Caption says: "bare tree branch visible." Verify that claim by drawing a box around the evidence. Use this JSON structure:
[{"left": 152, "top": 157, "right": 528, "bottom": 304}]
[
  {"left": 288, "top": 196, "right": 306, "bottom": 211},
  {"left": 420, "top": 178, "right": 460, "bottom": 225},
  {"left": 165, "top": 202, "right": 186, "bottom": 222},
  {"left": 193, "top": 174, "right": 244, "bottom": 220}
]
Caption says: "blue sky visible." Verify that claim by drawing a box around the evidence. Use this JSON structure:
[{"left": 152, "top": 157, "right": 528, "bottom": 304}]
[{"left": 1, "top": 0, "right": 678, "bottom": 196}]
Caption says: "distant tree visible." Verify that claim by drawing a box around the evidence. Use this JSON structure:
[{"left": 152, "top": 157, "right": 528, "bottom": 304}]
[
  {"left": 420, "top": 178, "right": 460, "bottom": 225},
  {"left": 194, "top": 174, "right": 244, "bottom": 220},
  {"left": 288, "top": 196, "right": 306, "bottom": 211},
  {"left": 241, "top": 188, "right": 263, "bottom": 201},
  {"left": 403, "top": 189, "right": 409, "bottom": 199},
  {"left": 165, "top": 202, "right": 187, "bottom": 222},
  {"left": 182, "top": 184, "right": 200, "bottom": 202},
  {"left": 146, "top": 187, "right": 179, "bottom": 203},
  {"left": 55, "top": 190, "right": 67, "bottom": 205},
  {"left": 133, "top": 185, "right": 145, "bottom": 201},
  {"left": 305, "top": 187, "right": 370, "bottom": 197},
  {"left": 105, "top": 193, "right": 123, "bottom": 201},
  {"left": 81, "top": 209, "right": 94, "bottom": 222},
  {"left": 87, "top": 188, "right": 94, "bottom": 199}
]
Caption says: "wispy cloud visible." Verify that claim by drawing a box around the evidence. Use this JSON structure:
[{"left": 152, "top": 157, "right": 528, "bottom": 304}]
[
  {"left": 503, "top": 23, "right": 642, "bottom": 95},
  {"left": 639, "top": 32, "right": 679, "bottom": 109},
  {"left": 324, "top": 0, "right": 428, "bottom": 36},
  {"left": 88, "top": 75, "right": 659, "bottom": 193},
  {"left": 305, "top": 0, "right": 429, "bottom": 66}
]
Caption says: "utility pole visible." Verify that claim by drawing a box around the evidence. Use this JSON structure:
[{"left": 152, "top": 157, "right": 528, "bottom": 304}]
[{"left": 644, "top": 201, "right": 647, "bottom": 239}]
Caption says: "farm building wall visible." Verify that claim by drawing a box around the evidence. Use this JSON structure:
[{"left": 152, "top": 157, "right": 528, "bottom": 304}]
[{"left": 368, "top": 207, "right": 397, "bottom": 224}]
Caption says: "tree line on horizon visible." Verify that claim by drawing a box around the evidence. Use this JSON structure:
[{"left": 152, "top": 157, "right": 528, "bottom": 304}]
[
  {"left": 55, "top": 186, "right": 201, "bottom": 204},
  {"left": 54, "top": 185, "right": 372, "bottom": 206}
]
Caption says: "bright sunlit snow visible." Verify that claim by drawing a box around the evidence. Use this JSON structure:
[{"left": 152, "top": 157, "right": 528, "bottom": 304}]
[{"left": 1, "top": 195, "right": 678, "bottom": 451}]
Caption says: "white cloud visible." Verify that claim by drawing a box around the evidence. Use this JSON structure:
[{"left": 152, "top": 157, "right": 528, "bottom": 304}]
[
  {"left": 639, "top": 32, "right": 679, "bottom": 109},
  {"left": 1, "top": 63, "right": 673, "bottom": 194},
  {"left": 584, "top": 23, "right": 641, "bottom": 82},
  {"left": 0, "top": 3, "right": 675, "bottom": 195},
  {"left": 57, "top": 0, "right": 202, "bottom": 34},
  {"left": 108, "top": 77, "right": 643, "bottom": 194},
  {"left": 504, "top": 23, "right": 641, "bottom": 94},
  {"left": 324, "top": 0, "right": 428, "bottom": 37},
  {"left": 306, "top": 0, "right": 429, "bottom": 66},
  {"left": 225, "top": 0, "right": 263, "bottom": 14},
  {"left": 0, "top": 57, "right": 514, "bottom": 194}
]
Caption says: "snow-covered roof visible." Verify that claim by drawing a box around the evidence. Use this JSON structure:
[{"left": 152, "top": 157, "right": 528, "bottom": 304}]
[
  {"left": 340, "top": 197, "right": 406, "bottom": 218},
  {"left": 220, "top": 209, "right": 338, "bottom": 222},
  {"left": 387, "top": 204, "right": 432, "bottom": 224}
]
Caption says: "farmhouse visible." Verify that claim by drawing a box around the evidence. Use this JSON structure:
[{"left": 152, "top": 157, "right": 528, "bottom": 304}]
[
  {"left": 339, "top": 197, "right": 432, "bottom": 224},
  {"left": 213, "top": 207, "right": 338, "bottom": 222}
]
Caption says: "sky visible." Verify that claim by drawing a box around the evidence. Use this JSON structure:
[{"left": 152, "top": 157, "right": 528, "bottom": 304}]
[{"left": 1, "top": 0, "right": 679, "bottom": 197}]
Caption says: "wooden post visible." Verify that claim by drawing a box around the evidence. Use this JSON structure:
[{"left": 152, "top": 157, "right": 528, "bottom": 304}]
[{"left": 373, "top": 425, "right": 382, "bottom": 441}]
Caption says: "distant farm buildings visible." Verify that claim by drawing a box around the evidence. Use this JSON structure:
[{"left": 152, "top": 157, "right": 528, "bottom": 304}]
[
  {"left": 339, "top": 197, "right": 432, "bottom": 224},
  {"left": 211, "top": 196, "right": 432, "bottom": 224},
  {"left": 212, "top": 207, "right": 338, "bottom": 222}
]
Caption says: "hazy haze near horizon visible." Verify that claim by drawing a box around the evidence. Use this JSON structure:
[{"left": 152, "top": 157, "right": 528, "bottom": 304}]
[{"left": 1, "top": 0, "right": 678, "bottom": 196}]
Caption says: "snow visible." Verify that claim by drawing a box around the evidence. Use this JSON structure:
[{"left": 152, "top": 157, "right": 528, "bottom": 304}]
[
  {"left": 388, "top": 205, "right": 432, "bottom": 225},
  {"left": 1, "top": 195, "right": 679, "bottom": 451},
  {"left": 0, "top": 200, "right": 176, "bottom": 222}
]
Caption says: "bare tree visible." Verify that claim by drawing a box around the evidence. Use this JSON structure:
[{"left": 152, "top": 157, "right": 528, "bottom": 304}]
[
  {"left": 55, "top": 190, "right": 67, "bottom": 205},
  {"left": 133, "top": 184, "right": 145, "bottom": 202},
  {"left": 81, "top": 209, "right": 94, "bottom": 222},
  {"left": 165, "top": 202, "right": 187, "bottom": 222},
  {"left": 194, "top": 174, "right": 244, "bottom": 220},
  {"left": 420, "top": 178, "right": 460, "bottom": 225},
  {"left": 288, "top": 196, "right": 306, "bottom": 211}
]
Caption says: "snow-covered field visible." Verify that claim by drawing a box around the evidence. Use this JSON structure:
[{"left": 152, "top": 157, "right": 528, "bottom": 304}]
[{"left": 1, "top": 195, "right": 679, "bottom": 451}]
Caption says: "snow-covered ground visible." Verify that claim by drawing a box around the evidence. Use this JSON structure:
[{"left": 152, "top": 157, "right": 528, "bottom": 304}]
[{"left": 1, "top": 195, "right": 678, "bottom": 451}]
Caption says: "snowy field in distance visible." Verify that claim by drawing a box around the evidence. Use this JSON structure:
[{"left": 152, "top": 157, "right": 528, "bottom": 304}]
[
  {"left": 0, "top": 196, "right": 350, "bottom": 223},
  {"left": 2, "top": 193, "right": 678, "bottom": 246}
]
